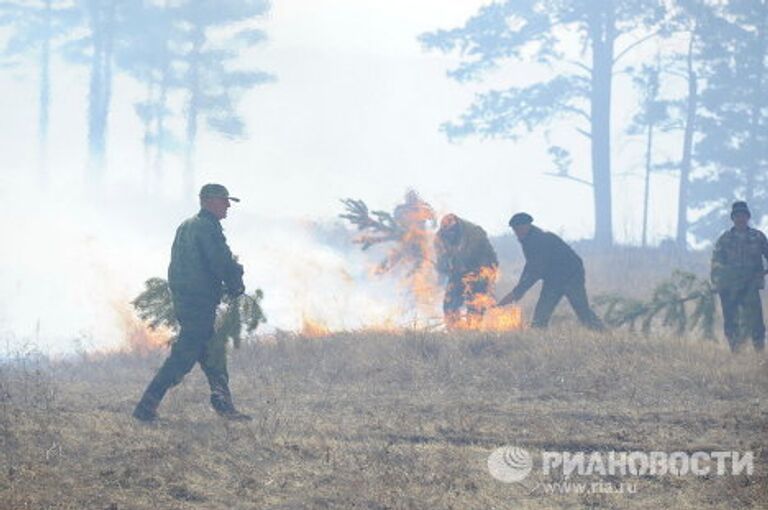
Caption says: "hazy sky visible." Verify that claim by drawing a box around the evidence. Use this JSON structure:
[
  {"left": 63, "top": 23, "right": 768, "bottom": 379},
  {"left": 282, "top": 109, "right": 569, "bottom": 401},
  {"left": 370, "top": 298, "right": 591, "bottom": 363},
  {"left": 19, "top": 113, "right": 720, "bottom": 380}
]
[
  {"left": 0, "top": 0, "right": 682, "bottom": 237},
  {"left": 0, "top": 0, "right": 688, "bottom": 352}
]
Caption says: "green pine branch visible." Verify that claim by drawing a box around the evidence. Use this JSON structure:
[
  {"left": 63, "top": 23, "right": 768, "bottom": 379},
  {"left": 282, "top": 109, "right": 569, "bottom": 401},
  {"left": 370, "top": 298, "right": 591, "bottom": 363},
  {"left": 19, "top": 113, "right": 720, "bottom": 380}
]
[
  {"left": 132, "top": 278, "right": 266, "bottom": 349},
  {"left": 595, "top": 270, "right": 716, "bottom": 339},
  {"left": 339, "top": 198, "right": 404, "bottom": 250}
]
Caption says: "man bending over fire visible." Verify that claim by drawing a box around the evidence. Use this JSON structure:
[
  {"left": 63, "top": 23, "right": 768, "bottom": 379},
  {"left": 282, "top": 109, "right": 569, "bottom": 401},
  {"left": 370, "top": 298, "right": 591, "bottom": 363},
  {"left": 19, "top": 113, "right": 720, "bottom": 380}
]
[
  {"left": 435, "top": 214, "right": 499, "bottom": 328},
  {"left": 497, "top": 212, "right": 604, "bottom": 330}
]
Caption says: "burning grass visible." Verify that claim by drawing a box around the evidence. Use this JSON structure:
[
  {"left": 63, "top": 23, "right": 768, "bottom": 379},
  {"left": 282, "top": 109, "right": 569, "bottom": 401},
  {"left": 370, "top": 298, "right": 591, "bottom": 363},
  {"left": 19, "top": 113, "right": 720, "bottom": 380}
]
[{"left": 1, "top": 328, "right": 765, "bottom": 509}]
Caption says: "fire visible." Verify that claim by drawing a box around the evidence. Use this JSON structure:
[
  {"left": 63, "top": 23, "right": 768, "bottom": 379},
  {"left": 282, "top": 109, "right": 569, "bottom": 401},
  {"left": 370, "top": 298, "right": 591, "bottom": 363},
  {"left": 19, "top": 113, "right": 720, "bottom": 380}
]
[
  {"left": 371, "top": 195, "right": 442, "bottom": 318},
  {"left": 450, "top": 305, "right": 524, "bottom": 332},
  {"left": 113, "top": 301, "right": 173, "bottom": 355},
  {"left": 339, "top": 193, "right": 525, "bottom": 334},
  {"left": 447, "top": 266, "right": 525, "bottom": 332},
  {"left": 300, "top": 316, "right": 332, "bottom": 337}
]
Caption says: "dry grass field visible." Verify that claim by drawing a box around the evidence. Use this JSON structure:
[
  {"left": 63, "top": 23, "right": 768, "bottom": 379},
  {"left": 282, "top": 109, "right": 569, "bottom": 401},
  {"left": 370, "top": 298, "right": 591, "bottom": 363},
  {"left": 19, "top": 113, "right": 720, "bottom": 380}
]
[{"left": 1, "top": 326, "right": 766, "bottom": 509}]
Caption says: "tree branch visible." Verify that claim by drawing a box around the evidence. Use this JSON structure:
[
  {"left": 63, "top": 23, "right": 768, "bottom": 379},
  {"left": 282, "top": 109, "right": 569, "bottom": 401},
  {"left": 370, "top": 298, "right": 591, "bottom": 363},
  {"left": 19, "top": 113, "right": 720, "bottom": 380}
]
[
  {"left": 613, "top": 29, "right": 663, "bottom": 67},
  {"left": 564, "top": 59, "right": 592, "bottom": 76},
  {"left": 561, "top": 105, "right": 591, "bottom": 123},
  {"left": 665, "top": 69, "right": 688, "bottom": 80},
  {"left": 544, "top": 172, "right": 593, "bottom": 187}
]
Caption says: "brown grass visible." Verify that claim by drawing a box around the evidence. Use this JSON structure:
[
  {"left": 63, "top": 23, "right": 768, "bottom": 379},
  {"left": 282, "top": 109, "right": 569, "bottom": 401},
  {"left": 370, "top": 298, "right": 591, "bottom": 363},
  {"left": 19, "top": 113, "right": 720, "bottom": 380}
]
[{"left": 1, "top": 327, "right": 766, "bottom": 509}]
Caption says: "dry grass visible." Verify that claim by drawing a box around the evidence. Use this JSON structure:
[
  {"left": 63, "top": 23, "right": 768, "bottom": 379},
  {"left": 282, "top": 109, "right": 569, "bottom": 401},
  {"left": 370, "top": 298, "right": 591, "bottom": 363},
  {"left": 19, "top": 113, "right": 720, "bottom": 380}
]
[{"left": 1, "top": 327, "right": 766, "bottom": 509}]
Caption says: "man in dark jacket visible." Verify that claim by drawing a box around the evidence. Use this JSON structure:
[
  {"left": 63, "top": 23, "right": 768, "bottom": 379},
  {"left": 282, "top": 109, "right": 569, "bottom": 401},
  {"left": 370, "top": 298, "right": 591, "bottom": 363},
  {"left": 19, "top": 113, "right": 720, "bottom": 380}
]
[
  {"left": 133, "top": 184, "right": 250, "bottom": 422},
  {"left": 711, "top": 201, "right": 768, "bottom": 352},
  {"left": 435, "top": 214, "right": 499, "bottom": 328},
  {"left": 497, "top": 213, "right": 604, "bottom": 330}
]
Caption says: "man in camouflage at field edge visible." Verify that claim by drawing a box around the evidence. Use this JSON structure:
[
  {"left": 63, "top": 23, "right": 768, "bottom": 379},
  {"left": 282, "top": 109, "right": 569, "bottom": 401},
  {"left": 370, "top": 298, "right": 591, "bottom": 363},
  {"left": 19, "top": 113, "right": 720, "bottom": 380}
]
[
  {"left": 435, "top": 214, "right": 498, "bottom": 328},
  {"left": 497, "top": 213, "right": 604, "bottom": 330},
  {"left": 133, "top": 184, "right": 251, "bottom": 422},
  {"left": 710, "top": 201, "right": 768, "bottom": 353}
]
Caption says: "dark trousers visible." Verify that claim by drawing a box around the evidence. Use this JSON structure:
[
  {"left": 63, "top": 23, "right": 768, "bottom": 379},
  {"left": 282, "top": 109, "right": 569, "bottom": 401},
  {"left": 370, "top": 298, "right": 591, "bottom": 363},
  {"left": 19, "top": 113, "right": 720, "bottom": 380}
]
[
  {"left": 532, "top": 272, "right": 604, "bottom": 330},
  {"left": 719, "top": 287, "right": 766, "bottom": 352},
  {"left": 135, "top": 295, "right": 233, "bottom": 415}
]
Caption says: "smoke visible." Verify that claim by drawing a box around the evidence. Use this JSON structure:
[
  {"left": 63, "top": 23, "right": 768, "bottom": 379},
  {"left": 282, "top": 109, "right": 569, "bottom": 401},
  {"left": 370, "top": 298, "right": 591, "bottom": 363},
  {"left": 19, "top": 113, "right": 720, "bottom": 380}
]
[
  {"left": 0, "top": 180, "right": 170, "bottom": 354},
  {"left": 235, "top": 216, "right": 442, "bottom": 333},
  {"left": 1, "top": 175, "right": 447, "bottom": 354}
]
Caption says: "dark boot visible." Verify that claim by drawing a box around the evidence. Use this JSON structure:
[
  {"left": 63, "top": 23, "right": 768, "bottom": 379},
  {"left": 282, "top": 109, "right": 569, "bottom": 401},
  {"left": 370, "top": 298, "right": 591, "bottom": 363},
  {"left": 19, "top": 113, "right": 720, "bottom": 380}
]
[
  {"left": 219, "top": 408, "right": 253, "bottom": 422},
  {"left": 132, "top": 377, "right": 170, "bottom": 422},
  {"left": 209, "top": 377, "right": 251, "bottom": 421},
  {"left": 212, "top": 398, "right": 252, "bottom": 421},
  {"left": 133, "top": 390, "right": 162, "bottom": 422}
]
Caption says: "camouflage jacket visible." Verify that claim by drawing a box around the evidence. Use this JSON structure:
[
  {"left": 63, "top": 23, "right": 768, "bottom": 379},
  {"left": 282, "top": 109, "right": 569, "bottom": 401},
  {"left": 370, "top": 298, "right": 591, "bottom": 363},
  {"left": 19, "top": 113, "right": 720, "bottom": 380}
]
[
  {"left": 167, "top": 209, "right": 244, "bottom": 304},
  {"left": 511, "top": 226, "right": 584, "bottom": 300},
  {"left": 710, "top": 227, "right": 768, "bottom": 291},
  {"left": 435, "top": 217, "right": 498, "bottom": 279}
]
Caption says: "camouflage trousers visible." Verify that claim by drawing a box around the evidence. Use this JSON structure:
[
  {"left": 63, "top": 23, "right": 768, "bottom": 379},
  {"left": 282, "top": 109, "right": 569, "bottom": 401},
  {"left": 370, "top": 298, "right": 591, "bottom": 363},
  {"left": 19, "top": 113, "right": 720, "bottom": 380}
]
[
  {"left": 135, "top": 294, "right": 234, "bottom": 416},
  {"left": 718, "top": 287, "right": 765, "bottom": 352},
  {"left": 443, "top": 272, "right": 494, "bottom": 328},
  {"left": 532, "top": 271, "right": 604, "bottom": 331}
]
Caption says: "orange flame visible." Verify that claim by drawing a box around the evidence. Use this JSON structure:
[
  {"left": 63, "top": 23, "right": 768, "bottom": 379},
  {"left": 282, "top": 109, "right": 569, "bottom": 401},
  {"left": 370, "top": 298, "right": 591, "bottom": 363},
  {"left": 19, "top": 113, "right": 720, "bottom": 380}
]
[
  {"left": 113, "top": 301, "right": 173, "bottom": 355},
  {"left": 447, "top": 266, "right": 524, "bottom": 332},
  {"left": 371, "top": 196, "right": 442, "bottom": 319},
  {"left": 293, "top": 196, "right": 525, "bottom": 336},
  {"left": 350, "top": 197, "right": 525, "bottom": 334},
  {"left": 450, "top": 305, "right": 524, "bottom": 332},
  {"left": 300, "top": 316, "right": 332, "bottom": 337}
]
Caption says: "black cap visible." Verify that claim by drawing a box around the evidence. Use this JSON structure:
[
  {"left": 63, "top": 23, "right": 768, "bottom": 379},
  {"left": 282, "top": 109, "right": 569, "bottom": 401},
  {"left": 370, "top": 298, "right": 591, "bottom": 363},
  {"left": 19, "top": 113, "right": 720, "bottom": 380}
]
[
  {"left": 509, "top": 212, "right": 533, "bottom": 227},
  {"left": 199, "top": 183, "right": 240, "bottom": 202},
  {"left": 731, "top": 201, "right": 750, "bottom": 218}
]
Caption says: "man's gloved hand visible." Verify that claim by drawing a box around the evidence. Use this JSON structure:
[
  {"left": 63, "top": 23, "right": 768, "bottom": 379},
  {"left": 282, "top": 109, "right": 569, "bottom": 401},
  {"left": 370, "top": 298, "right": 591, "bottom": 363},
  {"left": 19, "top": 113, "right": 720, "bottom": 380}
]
[
  {"left": 228, "top": 283, "right": 245, "bottom": 298},
  {"left": 227, "top": 262, "right": 245, "bottom": 298}
]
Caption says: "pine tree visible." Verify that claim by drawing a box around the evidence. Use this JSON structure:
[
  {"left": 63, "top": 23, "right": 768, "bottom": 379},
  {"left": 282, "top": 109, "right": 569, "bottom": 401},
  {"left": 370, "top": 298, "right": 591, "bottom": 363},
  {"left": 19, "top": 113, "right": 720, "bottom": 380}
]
[
  {"left": 689, "top": 0, "right": 768, "bottom": 240},
  {"left": 626, "top": 58, "right": 671, "bottom": 247},
  {"left": 116, "top": 0, "right": 181, "bottom": 187},
  {"left": 421, "top": 0, "right": 667, "bottom": 247},
  {"left": 175, "top": 0, "right": 274, "bottom": 196},
  {"left": 0, "top": 0, "right": 80, "bottom": 181}
]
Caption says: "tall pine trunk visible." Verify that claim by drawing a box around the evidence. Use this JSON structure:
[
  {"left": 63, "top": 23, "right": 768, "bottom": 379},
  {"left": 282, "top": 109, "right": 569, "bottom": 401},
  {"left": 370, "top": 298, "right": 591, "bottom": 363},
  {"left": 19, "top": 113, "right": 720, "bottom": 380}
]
[
  {"left": 87, "top": 1, "right": 103, "bottom": 174},
  {"left": 184, "top": 25, "right": 204, "bottom": 198},
  {"left": 745, "top": 1, "right": 766, "bottom": 204},
  {"left": 87, "top": 0, "right": 115, "bottom": 180},
  {"left": 642, "top": 119, "right": 654, "bottom": 247},
  {"left": 676, "top": 32, "right": 697, "bottom": 250},
  {"left": 588, "top": 2, "right": 616, "bottom": 247},
  {"left": 154, "top": 28, "right": 171, "bottom": 177},
  {"left": 141, "top": 80, "right": 154, "bottom": 191},
  {"left": 38, "top": 0, "right": 52, "bottom": 183},
  {"left": 155, "top": 0, "right": 171, "bottom": 175}
]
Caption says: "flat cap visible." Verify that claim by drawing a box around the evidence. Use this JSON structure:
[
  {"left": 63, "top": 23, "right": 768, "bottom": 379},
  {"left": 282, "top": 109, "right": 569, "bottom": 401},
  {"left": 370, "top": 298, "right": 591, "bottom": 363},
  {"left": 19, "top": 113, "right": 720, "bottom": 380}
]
[{"left": 509, "top": 212, "right": 533, "bottom": 227}]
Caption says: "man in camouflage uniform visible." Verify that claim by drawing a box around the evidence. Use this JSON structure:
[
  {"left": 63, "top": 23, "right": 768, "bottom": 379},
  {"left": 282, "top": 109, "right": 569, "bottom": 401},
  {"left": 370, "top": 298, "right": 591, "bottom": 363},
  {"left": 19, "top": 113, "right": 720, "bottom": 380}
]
[
  {"left": 710, "top": 201, "right": 768, "bottom": 353},
  {"left": 435, "top": 214, "right": 498, "bottom": 328},
  {"left": 497, "top": 213, "right": 604, "bottom": 330},
  {"left": 133, "top": 184, "right": 251, "bottom": 422}
]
